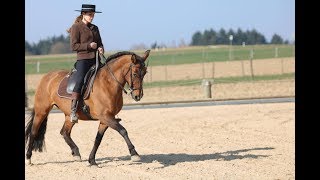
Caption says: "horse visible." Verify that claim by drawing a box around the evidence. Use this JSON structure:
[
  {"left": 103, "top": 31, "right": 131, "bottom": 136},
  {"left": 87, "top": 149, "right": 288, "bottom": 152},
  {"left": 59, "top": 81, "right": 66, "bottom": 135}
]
[{"left": 25, "top": 50, "right": 151, "bottom": 166}]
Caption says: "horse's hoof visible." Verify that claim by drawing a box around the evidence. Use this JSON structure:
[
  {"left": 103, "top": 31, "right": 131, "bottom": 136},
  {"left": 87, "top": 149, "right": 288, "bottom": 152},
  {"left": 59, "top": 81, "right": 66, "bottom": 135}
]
[
  {"left": 73, "top": 156, "right": 82, "bottom": 162},
  {"left": 89, "top": 164, "right": 101, "bottom": 168},
  {"left": 131, "top": 155, "right": 141, "bottom": 162},
  {"left": 25, "top": 159, "right": 32, "bottom": 165},
  {"left": 87, "top": 161, "right": 100, "bottom": 168}
]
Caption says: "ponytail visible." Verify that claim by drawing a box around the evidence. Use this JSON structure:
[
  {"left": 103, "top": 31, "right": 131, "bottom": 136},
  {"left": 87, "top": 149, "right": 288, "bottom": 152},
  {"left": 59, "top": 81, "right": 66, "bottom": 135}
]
[{"left": 66, "top": 15, "right": 83, "bottom": 33}]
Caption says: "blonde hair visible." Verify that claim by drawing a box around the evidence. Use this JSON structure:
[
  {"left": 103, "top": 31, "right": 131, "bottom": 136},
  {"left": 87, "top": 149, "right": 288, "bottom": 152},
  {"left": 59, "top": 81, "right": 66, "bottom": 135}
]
[{"left": 66, "top": 15, "right": 83, "bottom": 33}]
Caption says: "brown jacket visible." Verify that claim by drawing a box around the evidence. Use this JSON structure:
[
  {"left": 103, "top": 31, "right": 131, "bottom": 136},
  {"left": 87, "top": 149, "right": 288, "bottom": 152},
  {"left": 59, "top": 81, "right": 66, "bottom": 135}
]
[{"left": 70, "top": 22, "right": 104, "bottom": 60}]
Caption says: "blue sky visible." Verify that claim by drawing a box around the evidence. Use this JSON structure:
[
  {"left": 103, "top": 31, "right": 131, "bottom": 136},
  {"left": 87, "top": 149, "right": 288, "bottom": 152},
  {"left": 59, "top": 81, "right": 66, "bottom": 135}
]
[{"left": 25, "top": 0, "right": 295, "bottom": 51}]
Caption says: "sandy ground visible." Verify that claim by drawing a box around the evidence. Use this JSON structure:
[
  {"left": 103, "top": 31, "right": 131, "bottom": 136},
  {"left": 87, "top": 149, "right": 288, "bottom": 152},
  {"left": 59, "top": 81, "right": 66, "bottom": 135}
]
[{"left": 25, "top": 102, "right": 295, "bottom": 180}]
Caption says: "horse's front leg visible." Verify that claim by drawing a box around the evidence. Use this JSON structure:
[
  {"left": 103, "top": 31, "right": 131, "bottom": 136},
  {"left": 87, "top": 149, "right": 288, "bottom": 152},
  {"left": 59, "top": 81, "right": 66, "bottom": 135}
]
[
  {"left": 88, "top": 122, "right": 108, "bottom": 166},
  {"left": 108, "top": 119, "right": 141, "bottom": 162}
]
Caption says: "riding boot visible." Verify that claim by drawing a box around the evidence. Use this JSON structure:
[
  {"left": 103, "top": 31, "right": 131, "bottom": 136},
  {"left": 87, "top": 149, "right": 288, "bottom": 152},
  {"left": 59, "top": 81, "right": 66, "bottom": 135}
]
[{"left": 70, "top": 92, "right": 80, "bottom": 123}]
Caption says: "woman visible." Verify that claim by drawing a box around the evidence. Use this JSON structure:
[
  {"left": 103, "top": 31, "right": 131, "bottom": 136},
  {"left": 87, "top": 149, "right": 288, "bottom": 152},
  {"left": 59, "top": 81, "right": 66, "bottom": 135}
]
[{"left": 67, "top": 4, "right": 104, "bottom": 123}]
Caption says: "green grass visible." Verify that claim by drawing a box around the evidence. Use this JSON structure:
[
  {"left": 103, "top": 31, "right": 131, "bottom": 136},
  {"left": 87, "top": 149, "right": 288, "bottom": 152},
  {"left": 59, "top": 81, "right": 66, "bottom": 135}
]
[
  {"left": 25, "top": 44, "right": 295, "bottom": 74},
  {"left": 137, "top": 44, "right": 294, "bottom": 66},
  {"left": 25, "top": 61, "right": 75, "bottom": 74}
]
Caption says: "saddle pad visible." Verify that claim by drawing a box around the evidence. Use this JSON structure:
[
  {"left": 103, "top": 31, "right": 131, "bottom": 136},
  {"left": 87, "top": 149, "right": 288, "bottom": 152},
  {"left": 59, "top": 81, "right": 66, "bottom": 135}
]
[
  {"left": 57, "top": 75, "right": 73, "bottom": 99},
  {"left": 57, "top": 70, "right": 95, "bottom": 100}
]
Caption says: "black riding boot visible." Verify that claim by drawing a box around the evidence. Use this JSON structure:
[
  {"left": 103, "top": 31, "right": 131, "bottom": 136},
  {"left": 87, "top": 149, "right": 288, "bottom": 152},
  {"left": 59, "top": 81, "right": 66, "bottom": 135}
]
[{"left": 70, "top": 92, "right": 80, "bottom": 123}]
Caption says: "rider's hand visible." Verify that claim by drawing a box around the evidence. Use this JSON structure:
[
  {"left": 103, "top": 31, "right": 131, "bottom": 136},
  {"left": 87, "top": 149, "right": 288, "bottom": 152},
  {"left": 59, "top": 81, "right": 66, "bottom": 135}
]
[
  {"left": 98, "top": 47, "right": 104, "bottom": 54},
  {"left": 90, "top": 42, "right": 97, "bottom": 49}
]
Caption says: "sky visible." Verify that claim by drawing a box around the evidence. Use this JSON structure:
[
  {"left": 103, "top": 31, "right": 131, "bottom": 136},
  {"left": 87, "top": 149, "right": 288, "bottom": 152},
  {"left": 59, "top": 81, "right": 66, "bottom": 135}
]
[{"left": 25, "top": 0, "right": 295, "bottom": 51}]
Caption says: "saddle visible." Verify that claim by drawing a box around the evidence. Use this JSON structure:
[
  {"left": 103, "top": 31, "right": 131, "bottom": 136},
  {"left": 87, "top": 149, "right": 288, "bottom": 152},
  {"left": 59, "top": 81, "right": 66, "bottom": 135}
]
[
  {"left": 57, "top": 64, "right": 98, "bottom": 100},
  {"left": 57, "top": 62, "right": 102, "bottom": 120}
]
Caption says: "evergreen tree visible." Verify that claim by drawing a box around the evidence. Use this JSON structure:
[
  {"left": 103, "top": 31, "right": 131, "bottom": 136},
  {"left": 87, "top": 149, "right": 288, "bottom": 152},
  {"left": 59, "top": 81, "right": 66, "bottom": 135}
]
[
  {"left": 227, "top": 29, "right": 235, "bottom": 45},
  {"left": 270, "top": 34, "right": 284, "bottom": 44},
  {"left": 25, "top": 41, "right": 34, "bottom": 55},
  {"left": 190, "top": 31, "right": 203, "bottom": 45},
  {"left": 203, "top": 29, "right": 216, "bottom": 45},
  {"left": 216, "top": 28, "right": 227, "bottom": 44},
  {"left": 234, "top": 28, "right": 243, "bottom": 45}
]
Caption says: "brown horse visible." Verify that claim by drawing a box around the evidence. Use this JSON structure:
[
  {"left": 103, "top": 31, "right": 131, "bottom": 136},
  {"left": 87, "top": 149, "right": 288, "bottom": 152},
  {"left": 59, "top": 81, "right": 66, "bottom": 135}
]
[{"left": 25, "top": 50, "right": 151, "bottom": 166}]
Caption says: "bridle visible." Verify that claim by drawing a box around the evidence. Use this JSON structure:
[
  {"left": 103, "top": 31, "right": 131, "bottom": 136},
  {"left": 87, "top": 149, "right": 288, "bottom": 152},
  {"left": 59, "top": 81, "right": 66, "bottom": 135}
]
[{"left": 100, "top": 54, "right": 144, "bottom": 98}]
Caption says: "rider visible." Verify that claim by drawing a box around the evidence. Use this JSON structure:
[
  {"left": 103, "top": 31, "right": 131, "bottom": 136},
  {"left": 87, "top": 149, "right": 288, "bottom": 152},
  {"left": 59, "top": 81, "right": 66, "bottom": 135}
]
[{"left": 67, "top": 4, "right": 104, "bottom": 123}]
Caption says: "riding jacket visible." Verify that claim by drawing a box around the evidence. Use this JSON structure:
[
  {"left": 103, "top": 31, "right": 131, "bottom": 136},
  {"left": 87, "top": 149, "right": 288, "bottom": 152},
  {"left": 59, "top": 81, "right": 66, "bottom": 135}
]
[{"left": 70, "top": 22, "right": 104, "bottom": 60}]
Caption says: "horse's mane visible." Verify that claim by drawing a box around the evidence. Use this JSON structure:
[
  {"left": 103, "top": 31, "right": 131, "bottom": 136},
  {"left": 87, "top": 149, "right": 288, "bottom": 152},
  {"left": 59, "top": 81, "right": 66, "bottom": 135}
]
[
  {"left": 100, "top": 51, "right": 146, "bottom": 70},
  {"left": 105, "top": 51, "right": 140, "bottom": 63}
]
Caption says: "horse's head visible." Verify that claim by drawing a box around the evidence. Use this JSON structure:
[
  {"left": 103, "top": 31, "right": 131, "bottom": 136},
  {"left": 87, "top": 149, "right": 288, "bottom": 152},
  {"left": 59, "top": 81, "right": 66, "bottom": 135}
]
[{"left": 125, "top": 50, "right": 150, "bottom": 101}]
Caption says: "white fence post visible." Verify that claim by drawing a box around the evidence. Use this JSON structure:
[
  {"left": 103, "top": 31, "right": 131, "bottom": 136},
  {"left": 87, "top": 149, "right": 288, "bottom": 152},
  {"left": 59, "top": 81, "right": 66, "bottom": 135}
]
[
  {"left": 201, "top": 79, "right": 212, "bottom": 98},
  {"left": 37, "top": 61, "right": 40, "bottom": 73}
]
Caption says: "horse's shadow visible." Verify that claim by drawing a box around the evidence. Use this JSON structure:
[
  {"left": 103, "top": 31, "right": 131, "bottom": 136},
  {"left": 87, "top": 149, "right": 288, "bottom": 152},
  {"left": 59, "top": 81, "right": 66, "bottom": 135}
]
[
  {"left": 30, "top": 147, "right": 274, "bottom": 167},
  {"left": 97, "top": 146, "right": 274, "bottom": 168}
]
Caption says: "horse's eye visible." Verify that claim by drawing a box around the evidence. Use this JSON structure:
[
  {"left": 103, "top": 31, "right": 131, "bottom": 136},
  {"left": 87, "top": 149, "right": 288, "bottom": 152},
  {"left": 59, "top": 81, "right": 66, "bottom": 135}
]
[{"left": 133, "top": 73, "right": 137, "bottom": 77}]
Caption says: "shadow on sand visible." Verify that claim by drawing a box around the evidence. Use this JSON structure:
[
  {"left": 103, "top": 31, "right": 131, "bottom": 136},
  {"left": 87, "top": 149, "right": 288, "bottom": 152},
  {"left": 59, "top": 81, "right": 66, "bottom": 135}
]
[
  {"left": 29, "top": 147, "right": 274, "bottom": 167},
  {"left": 97, "top": 146, "right": 274, "bottom": 168}
]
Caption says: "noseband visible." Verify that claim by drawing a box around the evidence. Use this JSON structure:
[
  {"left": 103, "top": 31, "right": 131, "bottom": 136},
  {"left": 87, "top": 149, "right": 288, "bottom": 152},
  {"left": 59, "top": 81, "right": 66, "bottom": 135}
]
[{"left": 102, "top": 54, "right": 144, "bottom": 98}]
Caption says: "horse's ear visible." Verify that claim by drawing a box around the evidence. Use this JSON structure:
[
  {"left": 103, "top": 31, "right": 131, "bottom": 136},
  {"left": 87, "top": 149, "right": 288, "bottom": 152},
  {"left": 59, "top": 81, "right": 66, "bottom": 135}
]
[
  {"left": 131, "top": 54, "right": 137, "bottom": 63},
  {"left": 142, "top": 49, "right": 151, "bottom": 61}
]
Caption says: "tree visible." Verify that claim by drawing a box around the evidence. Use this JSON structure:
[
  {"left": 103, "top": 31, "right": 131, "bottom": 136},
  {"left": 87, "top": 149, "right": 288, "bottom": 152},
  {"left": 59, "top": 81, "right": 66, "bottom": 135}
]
[
  {"left": 190, "top": 31, "right": 203, "bottom": 45},
  {"left": 203, "top": 29, "right": 216, "bottom": 45},
  {"left": 235, "top": 28, "right": 246, "bottom": 45},
  {"left": 245, "top": 29, "right": 266, "bottom": 45},
  {"left": 25, "top": 41, "right": 34, "bottom": 55},
  {"left": 270, "top": 34, "right": 284, "bottom": 44},
  {"left": 216, "top": 28, "right": 227, "bottom": 44},
  {"left": 49, "top": 42, "right": 71, "bottom": 54},
  {"left": 227, "top": 29, "right": 235, "bottom": 45}
]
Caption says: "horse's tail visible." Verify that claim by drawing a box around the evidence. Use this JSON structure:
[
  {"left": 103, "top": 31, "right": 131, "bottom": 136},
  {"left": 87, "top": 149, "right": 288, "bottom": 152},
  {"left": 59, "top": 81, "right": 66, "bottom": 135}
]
[{"left": 25, "top": 108, "right": 48, "bottom": 152}]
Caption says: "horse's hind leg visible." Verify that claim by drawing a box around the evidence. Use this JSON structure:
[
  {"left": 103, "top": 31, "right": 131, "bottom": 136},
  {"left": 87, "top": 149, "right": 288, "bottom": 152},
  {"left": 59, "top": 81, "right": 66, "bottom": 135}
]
[
  {"left": 108, "top": 119, "right": 141, "bottom": 162},
  {"left": 60, "top": 117, "right": 81, "bottom": 161}
]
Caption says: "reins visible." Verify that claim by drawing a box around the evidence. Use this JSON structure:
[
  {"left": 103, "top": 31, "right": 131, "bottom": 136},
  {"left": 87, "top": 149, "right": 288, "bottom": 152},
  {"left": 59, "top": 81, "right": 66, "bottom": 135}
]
[
  {"left": 100, "top": 53, "right": 131, "bottom": 95},
  {"left": 89, "top": 52, "right": 100, "bottom": 91}
]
